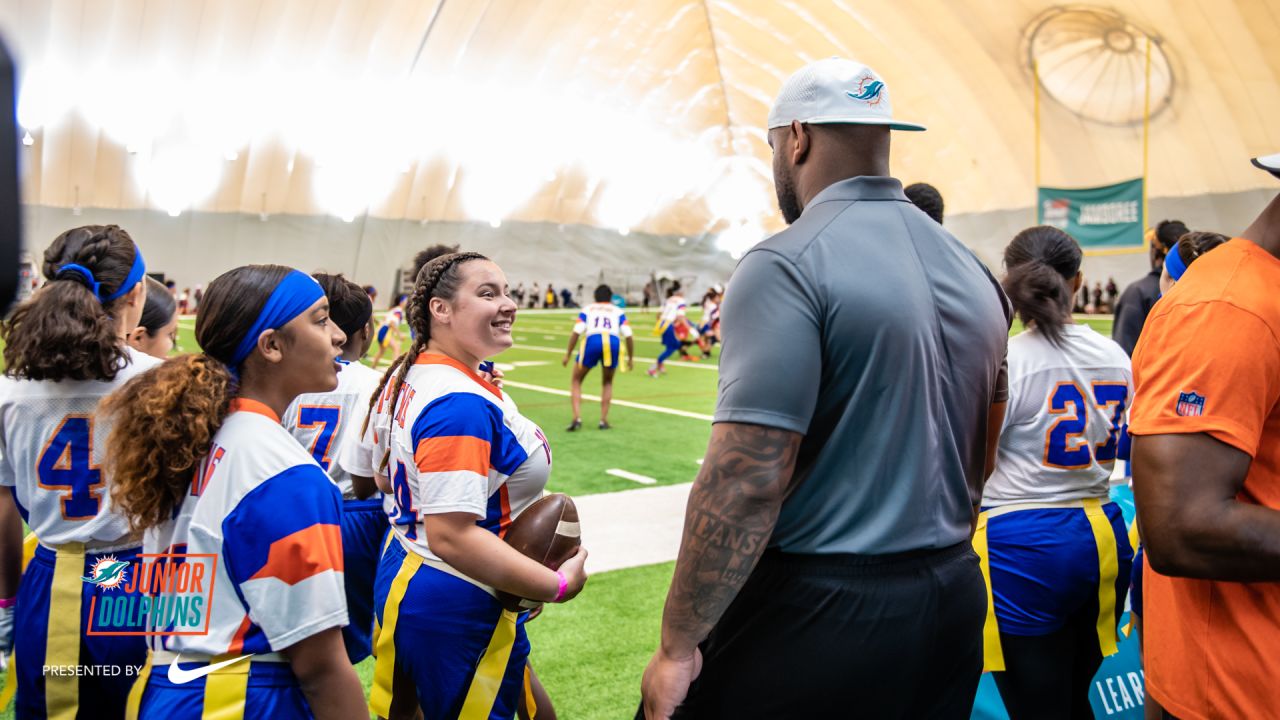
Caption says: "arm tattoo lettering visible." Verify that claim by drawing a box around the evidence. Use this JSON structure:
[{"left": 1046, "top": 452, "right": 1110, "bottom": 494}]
[{"left": 661, "top": 423, "right": 802, "bottom": 650}]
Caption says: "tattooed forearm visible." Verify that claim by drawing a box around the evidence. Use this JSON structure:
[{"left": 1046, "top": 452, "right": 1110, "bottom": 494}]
[{"left": 660, "top": 422, "right": 802, "bottom": 654}]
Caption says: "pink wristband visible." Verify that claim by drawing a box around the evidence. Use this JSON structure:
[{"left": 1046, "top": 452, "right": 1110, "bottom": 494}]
[
  {"left": 552, "top": 570, "right": 568, "bottom": 602},
  {"left": 0, "top": 597, "right": 15, "bottom": 609}
]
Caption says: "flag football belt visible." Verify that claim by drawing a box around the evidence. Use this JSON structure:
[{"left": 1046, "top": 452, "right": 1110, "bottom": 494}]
[
  {"left": 42, "top": 538, "right": 138, "bottom": 719},
  {"left": 126, "top": 650, "right": 287, "bottom": 720},
  {"left": 971, "top": 497, "right": 1122, "bottom": 673},
  {"left": 370, "top": 534, "right": 518, "bottom": 719},
  {"left": 395, "top": 532, "right": 498, "bottom": 599}
]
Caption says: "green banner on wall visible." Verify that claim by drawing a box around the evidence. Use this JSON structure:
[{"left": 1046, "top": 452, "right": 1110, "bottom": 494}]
[{"left": 1037, "top": 178, "right": 1144, "bottom": 254}]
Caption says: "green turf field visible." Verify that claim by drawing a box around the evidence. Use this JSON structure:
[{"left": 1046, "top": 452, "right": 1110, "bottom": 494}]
[{"left": 0, "top": 310, "right": 1114, "bottom": 719}]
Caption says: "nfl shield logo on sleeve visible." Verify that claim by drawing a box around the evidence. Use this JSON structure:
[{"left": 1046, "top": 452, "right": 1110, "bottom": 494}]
[{"left": 1176, "top": 391, "right": 1205, "bottom": 417}]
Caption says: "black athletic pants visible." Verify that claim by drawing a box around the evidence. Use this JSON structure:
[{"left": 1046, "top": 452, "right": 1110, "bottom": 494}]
[{"left": 643, "top": 542, "right": 987, "bottom": 719}]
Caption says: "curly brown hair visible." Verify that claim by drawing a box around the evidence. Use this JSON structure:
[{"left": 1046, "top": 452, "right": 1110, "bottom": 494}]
[
  {"left": 2, "top": 225, "right": 140, "bottom": 381},
  {"left": 361, "top": 252, "right": 488, "bottom": 472},
  {"left": 104, "top": 264, "right": 292, "bottom": 531}
]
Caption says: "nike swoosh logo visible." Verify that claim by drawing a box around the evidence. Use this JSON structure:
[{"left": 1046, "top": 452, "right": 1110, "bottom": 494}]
[{"left": 167, "top": 653, "right": 254, "bottom": 684}]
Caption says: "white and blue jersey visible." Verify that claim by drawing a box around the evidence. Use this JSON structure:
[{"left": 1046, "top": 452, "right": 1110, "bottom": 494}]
[
  {"left": 0, "top": 347, "right": 160, "bottom": 720},
  {"left": 0, "top": 346, "right": 161, "bottom": 547},
  {"left": 143, "top": 399, "right": 346, "bottom": 659},
  {"left": 284, "top": 359, "right": 387, "bottom": 663},
  {"left": 376, "top": 308, "right": 404, "bottom": 347},
  {"left": 574, "top": 303, "right": 631, "bottom": 369},
  {"left": 368, "top": 353, "right": 551, "bottom": 559},
  {"left": 284, "top": 360, "right": 383, "bottom": 498},
  {"left": 976, "top": 324, "right": 1134, "bottom": 655},
  {"left": 360, "top": 352, "right": 552, "bottom": 718}
]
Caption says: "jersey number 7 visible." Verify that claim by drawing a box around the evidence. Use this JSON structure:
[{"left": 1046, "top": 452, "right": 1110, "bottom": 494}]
[
  {"left": 298, "top": 405, "right": 341, "bottom": 471},
  {"left": 1044, "top": 381, "right": 1128, "bottom": 469},
  {"left": 37, "top": 416, "right": 103, "bottom": 520}
]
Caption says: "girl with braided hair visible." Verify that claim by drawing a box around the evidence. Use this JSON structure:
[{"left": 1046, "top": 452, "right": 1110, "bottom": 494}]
[
  {"left": 0, "top": 225, "right": 156, "bottom": 719},
  {"left": 101, "top": 265, "right": 365, "bottom": 719},
  {"left": 352, "top": 252, "right": 588, "bottom": 720}
]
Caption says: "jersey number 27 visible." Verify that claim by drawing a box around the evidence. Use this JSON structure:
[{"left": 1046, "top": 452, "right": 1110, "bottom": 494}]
[{"left": 1044, "top": 381, "right": 1128, "bottom": 469}]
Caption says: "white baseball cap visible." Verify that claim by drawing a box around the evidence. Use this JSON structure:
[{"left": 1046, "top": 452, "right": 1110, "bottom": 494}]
[
  {"left": 767, "top": 57, "right": 926, "bottom": 132},
  {"left": 1252, "top": 152, "right": 1280, "bottom": 179}
]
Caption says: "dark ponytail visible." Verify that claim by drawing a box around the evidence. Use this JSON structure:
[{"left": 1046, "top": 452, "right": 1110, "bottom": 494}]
[
  {"left": 2, "top": 225, "right": 140, "bottom": 381},
  {"left": 105, "top": 265, "right": 292, "bottom": 531},
  {"left": 312, "top": 273, "right": 373, "bottom": 341},
  {"left": 1001, "top": 226, "right": 1082, "bottom": 347},
  {"left": 362, "top": 252, "right": 488, "bottom": 467},
  {"left": 1173, "top": 231, "right": 1228, "bottom": 269}
]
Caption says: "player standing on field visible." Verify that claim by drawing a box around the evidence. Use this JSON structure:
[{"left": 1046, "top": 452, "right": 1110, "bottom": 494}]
[
  {"left": 0, "top": 225, "right": 157, "bottom": 720},
  {"left": 562, "top": 284, "right": 635, "bottom": 431},
  {"left": 371, "top": 297, "right": 407, "bottom": 369},
  {"left": 977, "top": 226, "right": 1134, "bottom": 718},
  {"left": 126, "top": 276, "right": 180, "bottom": 360},
  {"left": 282, "top": 273, "right": 387, "bottom": 665},
  {"left": 103, "top": 265, "right": 365, "bottom": 719},
  {"left": 352, "top": 252, "right": 587, "bottom": 719}
]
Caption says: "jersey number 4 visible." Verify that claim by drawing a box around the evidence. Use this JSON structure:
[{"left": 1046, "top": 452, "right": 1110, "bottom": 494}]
[
  {"left": 1044, "top": 381, "right": 1128, "bottom": 469},
  {"left": 298, "top": 405, "right": 341, "bottom": 470},
  {"left": 390, "top": 460, "right": 419, "bottom": 540},
  {"left": 37, "top": 416, "right": 103, "bottom": 520}
]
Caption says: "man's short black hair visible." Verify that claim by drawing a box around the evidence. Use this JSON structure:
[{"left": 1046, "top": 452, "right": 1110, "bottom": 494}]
[
  {"left": 904, "top": 183, "right": 944, "bottom": 224},
  {"left": 594, "top": 284, "right": 612, "bottom": 302},
  {"left": 412, "top": 244, "right": 460, "bottom": 281}
]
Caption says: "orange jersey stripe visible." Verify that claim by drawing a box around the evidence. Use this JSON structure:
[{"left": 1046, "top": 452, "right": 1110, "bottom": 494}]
[
  {"left": 226, "top": 614, "right": 253, "bottom": 655},
  {"left": 247, "top": 523, "right": 344, "bottom": 585},
  {"left": 415, "top": 435, "right": 491, "bottom": 476}
]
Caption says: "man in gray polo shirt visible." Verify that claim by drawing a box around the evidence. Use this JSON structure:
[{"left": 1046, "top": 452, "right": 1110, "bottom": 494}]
[{"left": 640, "top": 58, "right": 1010, "bottom": 719}]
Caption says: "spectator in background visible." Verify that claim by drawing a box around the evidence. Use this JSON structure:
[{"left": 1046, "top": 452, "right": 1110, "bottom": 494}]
[
  {"left": 1091, "top": 282, "right": 1103, "bottom": 313},
  {"left": 411, "top": 243, "right": 459, "bottom": 282},
  {"left": 1113, "top": 219, "right": 1188, "bottom": 355},
  {"left": 545, "top": 284, "right": 557, "bottom": 308},
  {"left": 576, "top": 283, "right": 585, "bottom": 304},
  {"left": 643, "top": 281, "right": 655, "bottom": 310},
  {"left": 904, "top": 182, "right": 945, "bottom": 224},
  {"left": 513, "top": 282, "right": 526, "bottom": 306},
  {"left": 1104, "top": 277, "right": 1117, "bottom": 307},
  {"left": 561, "top": 286, "right": 574, "bottom": 309},
  {"left": 178, "top": 287, "right": 190, "bottom": 315},
  {"left": 531, "top": 282, "right": 541, "bottom": 309}
]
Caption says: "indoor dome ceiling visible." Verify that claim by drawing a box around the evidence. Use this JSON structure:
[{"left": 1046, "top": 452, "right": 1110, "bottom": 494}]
[{"left": 3, "top": 0, "right": 1279, "bottom": 249}]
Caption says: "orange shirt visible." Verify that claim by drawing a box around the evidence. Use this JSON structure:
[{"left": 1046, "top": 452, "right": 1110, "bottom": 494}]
[{"left": 1129, "top": 239, "right": 1280, "bottom": 719}]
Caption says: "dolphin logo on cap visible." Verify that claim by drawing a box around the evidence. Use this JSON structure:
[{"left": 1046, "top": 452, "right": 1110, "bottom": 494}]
[{"left": 847, "top": 79, "right": 884, "bottom": 103}]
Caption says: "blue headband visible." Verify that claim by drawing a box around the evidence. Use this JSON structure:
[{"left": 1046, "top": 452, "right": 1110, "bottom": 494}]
[
  {"left": 1164, "top": 245, "right": 1188, "bottom": 282},
  {"left": 229, "top": 270, "right": 326, "bottom": 367},
  {"left": 101, "top": 247, "right": 147, "bottom": 303},
  {"left": 56, "top": 246, "right": 146, "bottom": 304}
]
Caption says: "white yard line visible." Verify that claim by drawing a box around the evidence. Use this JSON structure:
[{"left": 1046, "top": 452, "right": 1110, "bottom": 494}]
[
  {"left": 606, "top": 468, "right": 657, "bottom": 485},
  {"left": 508, "top": 344, "right": 719, "bottom": 371},
  {"left": 574, "top": 483, "right": 692, "bottom": 573},
  {"left": 501, "top": 380, "right": 714, "bottom": 421}
]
